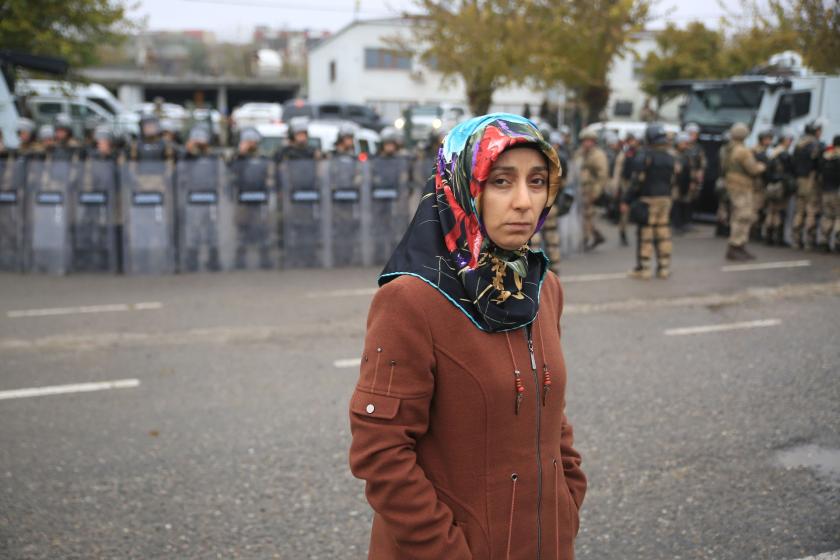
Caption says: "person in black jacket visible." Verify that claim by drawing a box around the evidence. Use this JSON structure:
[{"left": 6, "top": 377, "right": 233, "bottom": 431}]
[
  {"left": 623, "top": 123, "right": 677, "bottom": 279},
  {"left": 818, "top": 135, "right": 840, "bottom": 252}
]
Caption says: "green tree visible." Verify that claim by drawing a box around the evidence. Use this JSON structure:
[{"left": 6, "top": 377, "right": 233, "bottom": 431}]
[
  {"left": 400, "top": 1, "right": 529, "bottom": 115},
  {"left": 527, "top": 0, "right": 652, "bottom": 124},
  {"left": 768, "top": 0, "right": 840, "bottom": 73},
  {"left": 0, "top": 0, "right": 133, "bottom": 68},
  {"left": 640, "top": 22, "right": 733, "bottom": 98}
]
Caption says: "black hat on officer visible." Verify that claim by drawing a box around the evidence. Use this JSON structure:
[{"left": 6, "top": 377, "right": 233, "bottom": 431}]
[{"left": 644, "top": 123, "right": 667, "bottom": 145}]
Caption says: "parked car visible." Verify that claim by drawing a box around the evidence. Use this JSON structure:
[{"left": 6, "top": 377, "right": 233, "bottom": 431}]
[
  {"left": 26, "top": 96, "right": 115, "bottom": 140},
  {"left": 307, "top": 119, "right": 379, "bottom": 155},
  {"left": 395, "top": 103, "right": 471, "bottom": 142},
  {"left": 231, "top": 102, "right": 283, "bottom": 133},
  {"left": 282, "top": 99, "right": 385, "bottom": 132},
  {"left": 579, "top": 120, "right": 680, "bottom": 143},
  {"left": 253, "top": 123, "right": 289, "bottom": 157}
]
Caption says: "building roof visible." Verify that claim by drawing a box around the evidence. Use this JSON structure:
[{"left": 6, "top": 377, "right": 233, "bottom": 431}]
[{"left": 308, "top": 17, "right": 413, "bottom": 53}]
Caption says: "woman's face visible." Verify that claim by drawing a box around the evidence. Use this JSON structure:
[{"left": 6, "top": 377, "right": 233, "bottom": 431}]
[{"left": 480, "top": 147, "right": 549, "bottom": 251}]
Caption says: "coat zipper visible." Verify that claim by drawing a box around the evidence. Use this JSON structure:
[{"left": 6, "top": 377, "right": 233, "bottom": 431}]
[{"left": 525, "top": 324, "right": 542, "bottom": 559}]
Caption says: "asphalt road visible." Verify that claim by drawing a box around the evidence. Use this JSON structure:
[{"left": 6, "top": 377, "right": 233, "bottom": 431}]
[{"left": 1, "top": 224, "right": 839, "bottom": 559}]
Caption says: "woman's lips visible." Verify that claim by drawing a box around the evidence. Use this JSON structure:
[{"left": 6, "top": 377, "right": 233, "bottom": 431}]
[{"left": 504, "top": 222, "right": 532, "bottom": 230}]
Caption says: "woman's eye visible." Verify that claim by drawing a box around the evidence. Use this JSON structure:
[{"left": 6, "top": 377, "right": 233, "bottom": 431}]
[
  {"left": 491, "top": 176, "right": 510, "bottom": 186},
  {"left": 530, "top": 176, "right": 547, "bottom": 186}
]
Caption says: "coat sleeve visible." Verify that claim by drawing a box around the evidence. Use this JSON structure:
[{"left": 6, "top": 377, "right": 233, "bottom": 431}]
[
  {"left": 555, "top": 280, "right": 587, "bottom": 513},
  {"left": 735, "top": 146, "right": 766, "bottom": 177},
  {"left": 348, "top": 280, "right": 472, "bottom": 560}
]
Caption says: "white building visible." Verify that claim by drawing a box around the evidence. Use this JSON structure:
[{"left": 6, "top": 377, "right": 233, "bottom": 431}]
[
  {"left": 607, "top": 31, "right": 680, "bottom": 122},
  {"left": 307, "top": 18, "right": 549, "bottom": 124}
]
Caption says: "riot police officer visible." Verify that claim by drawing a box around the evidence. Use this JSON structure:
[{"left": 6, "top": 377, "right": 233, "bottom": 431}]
[
  {"left": 575, "top": 129, "right": 609, "bottom": 251},
  {"left": 762, "top": 132, "right": 795, "bottom": 246},
  {"left": 37, "top": 125, "right": 56, "bottom": 153},
  {"left": 818, "top": 135, "right": 840, "bottom": 252},
  {"left": 722, "top": 122, "right": 766, "bottom": 260},
  {"left": 751, "top": 130, "right": 774, "bottom": 240},
  {"left": 379, "top": 126, "right": 404, "bottom": 158},
  {"left": 683, "top": 123, "right": 707, "bottom": 232},
  {"left": 53, "top": 114, "right": 82, "bottom": 160},
  {"left": 183, "top": 125, "right": 212, "bottom": 158},
  {"left": 129, "top": 114, "right": 176, "bottom": 161},
  {"left": 14, "top": 118, "right": 39, "bottom": 155},
  {"left": 331, "top": 123, "right": 357, "bottom": 157},
  {"left": 277, "top": 118, "right": 318, "bottom": 161},
  {"left": 671, "top": 132, "right": 693, "bottom": 234},
  {"left": 623, "top": 123, "right": 677, "bottom": 279},
  {"left": 791, "top": 120, "right": 824, "bottom": 249},
  {"left": 612, "top": 133, "right": 640, "bottom": 246}
]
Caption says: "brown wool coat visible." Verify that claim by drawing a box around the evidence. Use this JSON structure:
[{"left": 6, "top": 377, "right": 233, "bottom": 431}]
[{"left": 348, "top": 273, "right": 586, "bottom": 560}]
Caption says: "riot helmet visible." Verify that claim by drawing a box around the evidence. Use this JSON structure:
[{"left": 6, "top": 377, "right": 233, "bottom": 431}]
[
  {"left": 140, "top": 114, "right": 161, "bottom": 139},
  {"left": 729, "top": 122, "right": 750, "bottom": 142},
  {"left": 644, "top": 123, "right": 668, "bottom": 145}
]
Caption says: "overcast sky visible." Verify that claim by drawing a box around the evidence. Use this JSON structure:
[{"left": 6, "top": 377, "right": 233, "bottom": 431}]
[{"left": 131, "top": 0, "right": 742, "bottom": 42}]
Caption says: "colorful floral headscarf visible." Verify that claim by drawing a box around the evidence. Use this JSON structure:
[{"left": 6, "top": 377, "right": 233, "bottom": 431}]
[{"left": 379, "top": 113, "right": 562, "bottom": 332}]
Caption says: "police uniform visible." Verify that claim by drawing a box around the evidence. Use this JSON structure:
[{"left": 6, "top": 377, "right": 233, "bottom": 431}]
[
  {"left": 626, "top": 132, "right": 675, "bottom": 279},
  {"left": 762, "top": 142, "right": 795, "bottom": 245},
  {"left": 791, "top": 128, "right": 823, "bottom": 248},
  {"left": 751, "top": 141, "right": 772, "bottom": 240},
  {"left": 723, "top": 123, "right": 766, "bottom": 260},
  {"left": 818, "top": 139, "right": 840, "bottom": 251},
  {"left": 574, "top": 134, "right": 609, "bottom": 250}
]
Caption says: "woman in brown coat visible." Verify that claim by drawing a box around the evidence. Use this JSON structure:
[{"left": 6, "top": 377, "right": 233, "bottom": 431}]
[{"left": 349, "top": 114, "right": 586, "bottom": 560}]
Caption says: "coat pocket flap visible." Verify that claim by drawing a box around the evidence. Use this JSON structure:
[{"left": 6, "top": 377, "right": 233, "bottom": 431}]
[{"left": 350, "top": 390, "right": 400, "bottom": 420}]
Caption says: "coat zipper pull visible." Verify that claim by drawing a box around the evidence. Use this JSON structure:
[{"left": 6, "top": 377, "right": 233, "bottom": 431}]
[{"left": 527, "top": 338, "right": 537, "bottom": 372}]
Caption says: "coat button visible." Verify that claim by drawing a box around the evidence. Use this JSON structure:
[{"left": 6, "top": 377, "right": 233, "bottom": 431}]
[{"left": 365, "top": 403, "right": 375, "bottom": 414}]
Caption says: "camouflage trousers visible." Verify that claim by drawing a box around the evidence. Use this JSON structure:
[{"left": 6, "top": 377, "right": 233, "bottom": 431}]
[
  {"left": 762, "top": 195, "right": 790, "bottom": 231},
  {"left": 532, "top": 205, "right": 561, "bottom": 273},
  {"left": 792, "top": 177, "right": 820, "bottom": 247},
  {"left": 820, "top": 190, "right": 840, "bottom": 246},
  {"left": 636, "top": 196, "right": 672, "bottom": 272},
  {"left": 582, "top": 184, "right": 603, "bottom": 243},
  {"left": 727, "top": 183, "right": 756, "bottom": 247}
]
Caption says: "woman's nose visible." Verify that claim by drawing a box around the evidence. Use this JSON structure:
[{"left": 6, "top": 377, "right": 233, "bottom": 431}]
[{"left": 511, "top": 180, "right": 531, "bottom": 210}]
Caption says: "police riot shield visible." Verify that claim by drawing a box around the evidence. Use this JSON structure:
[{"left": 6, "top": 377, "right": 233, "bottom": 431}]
[
  {"left": 326, "top": 155, "right": 368, "bottom": 267},
  {"left": 0, "top": 155, "right": 26, "bottom": 272},
  {"left": 72, "top": 157, "right": 120, "bottom": 273},
  {"left": 228, "top": 156, "right": 278, "bottom": 270},
  {"left": 279, "top": 158, "right": 325, "bottom": 269},
  {"left": 175, "top": 155, "right": 232, "bottom": 272},
  {"left": 121, "top": 159, "right": 176, "bottom": 274},
  {"left": 25, "top": 155, "right": 81, "bottom": 274},
  {"left": 368, "top": 155, "right": 410, "bottom": 264},
  {"left": 411, "top": 155, "right": 435, "bottom": 215}
]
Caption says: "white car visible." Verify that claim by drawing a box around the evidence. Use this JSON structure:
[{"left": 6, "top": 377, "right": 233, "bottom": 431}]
[
  {"left": 253, "top": 123, "right": 289, "bottom": 157},
  {"left": 231, "top": 102, "right": 283, "bottom": 133},
  {"left": 307, "top": 120, "right": 380, "bottom": 155},
  {"left": 580, "top": 120, "right": 681, "bottom": 143}
]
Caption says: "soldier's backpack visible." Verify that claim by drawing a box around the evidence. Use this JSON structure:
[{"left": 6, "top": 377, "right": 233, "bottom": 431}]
[{"left": 822, "top": 151, "right": 840, "bottom": 190}]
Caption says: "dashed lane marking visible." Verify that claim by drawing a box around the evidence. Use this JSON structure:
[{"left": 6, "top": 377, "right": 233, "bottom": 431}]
[
  {"left": 6, "top": 302, "right": 163, "bottom": 319},
  {"left": 0, "top": 379, "right": 140, "bottom": 401},
  {"left": 664, "top": 318, "right": 782, "bottom": 336},
  {"left": 334, "top": 358, "right": 362, "bottom": 368},
  {"left": 722, "top": 259, "right": 811, "bottom": 272}
]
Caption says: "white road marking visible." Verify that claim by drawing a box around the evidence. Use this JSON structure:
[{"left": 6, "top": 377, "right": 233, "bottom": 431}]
[
  {"left": 0, "top": 379, "right": 140, "bottom": 401},
  {"left": 722, "top": 259, "right": 811, "bottom": 272},
  {"left": 664, "top": 319, "right": 782, "bottom": 336},
  {"left": 7, "top": 302, "right": 163, "bottom": 319},
  {"left": 560, "top": 272, "right": 630, "bottom": 283},
  {"left": 334, "top": 358, "right": 362, "bottom": 369},
  {"left": 788, "top": 550, "right": 840, "bottom": 560}
]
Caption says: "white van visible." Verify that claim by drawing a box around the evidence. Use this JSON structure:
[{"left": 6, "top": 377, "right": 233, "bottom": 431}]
[{"left": 16, "top": 79, "right": 139, "bottom": 140}]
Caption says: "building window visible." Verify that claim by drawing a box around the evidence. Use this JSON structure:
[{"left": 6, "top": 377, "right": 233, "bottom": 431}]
[
  {"left": 364, "top": 48, "right": 411, "bottom": 70},
  {"left": 613, "top": 100, "right": 634, "bottom": 117},
  {"left": 329, "top": 60, "right": 336, "bottom": 83}
]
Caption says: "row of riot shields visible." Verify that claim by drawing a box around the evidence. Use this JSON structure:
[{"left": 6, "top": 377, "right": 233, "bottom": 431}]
[{"left": 0, "top": 153, "right": 413, "bottom": 274}]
